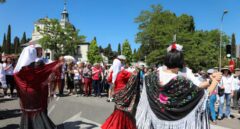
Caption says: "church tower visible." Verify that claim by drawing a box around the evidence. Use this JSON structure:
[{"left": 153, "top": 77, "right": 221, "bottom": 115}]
[{"left": 60, "top": 0, "right": 69, "bottom": 28}]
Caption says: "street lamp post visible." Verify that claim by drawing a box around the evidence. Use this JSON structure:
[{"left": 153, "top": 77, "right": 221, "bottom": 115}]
[{"left": 219, "top": 10, "right": 228, "bottom": 71}]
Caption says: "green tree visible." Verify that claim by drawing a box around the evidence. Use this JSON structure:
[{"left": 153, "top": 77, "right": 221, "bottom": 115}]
[
  {"left": 104, "top": 44, "right": 112, "bottom": 56},
  {"left": 87, "top": 38, "right": 102, "bottom": 64},
  {"left": 13, "top": 36, "right": 20, "bottom": 54},
  {"left": 132, "top": 48, "right": 137, "bottom": 62},
  {"left": 6, "top": 25, "right": 11, "bottom": 54},
  {"left": 20, "top": 32, "right": 27, "bottom": 45},
  {"left": 1, "top": 34, "right": 6, "bottom": 53},
  {"left": 104, "top": 43, "right": 115, "bottom": 63},
  {"left": 135, "top": 5, "right": 183, "bottom": 64},
  {"left": 99, "top": 45, "right": 104, "bottom": 53},
  {"left": 0, "top": 0, "right": 6, "bottom": 3},
  {"left": 38, "top": 18, "right": 85, "bottom": 59},
  {"left": 117, "top": 43, "right": 121, "bottom": 55},
  {"left": 122, "top": 39, "right": 132, "bottom": 63},
  {"left": 135, "top": 4, "right": 230, "bottom": 70},
  {"left": 231, "top": 33, "right": 236, "bottom": 58}
]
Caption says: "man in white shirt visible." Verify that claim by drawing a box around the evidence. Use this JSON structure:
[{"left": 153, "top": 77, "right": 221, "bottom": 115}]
[{"left": 218, "top": 67, "right": 234, "bottom": 119}]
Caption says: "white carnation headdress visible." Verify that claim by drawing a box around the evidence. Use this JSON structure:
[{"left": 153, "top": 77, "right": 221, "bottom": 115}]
[{"left": 167, "top": 43, "right": 183, "bottom": 52}]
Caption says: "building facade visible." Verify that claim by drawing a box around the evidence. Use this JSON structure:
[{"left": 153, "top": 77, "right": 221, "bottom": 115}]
[{"left": 30, "top": 1, "right": 89, "bottom": 61}]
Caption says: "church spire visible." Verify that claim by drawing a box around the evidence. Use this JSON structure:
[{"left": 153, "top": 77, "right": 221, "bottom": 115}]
[
  {"left": 64, "top": 0, "right": 67, "bottom": 11},
  {"left": 61, "top": 0, "right": 69, "bottom": 27}
]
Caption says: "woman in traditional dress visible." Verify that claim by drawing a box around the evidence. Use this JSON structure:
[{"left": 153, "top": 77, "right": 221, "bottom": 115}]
[
  {"left": 135, "top": 43, "right": 222, "bottom": 129},
  {"left": 101, "top": 64, "right": 140, "bottom": 129},
  {"left": 13, "top": 45, "right": 63, "bottom": 129}
]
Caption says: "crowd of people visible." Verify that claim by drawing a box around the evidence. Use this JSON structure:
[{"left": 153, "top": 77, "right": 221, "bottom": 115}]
[
  {"left": 195, "top": 66, "right": 240, "bottom": 124},
  {"left": 0, "top": 43, "right": 240, "bottom": 129}
]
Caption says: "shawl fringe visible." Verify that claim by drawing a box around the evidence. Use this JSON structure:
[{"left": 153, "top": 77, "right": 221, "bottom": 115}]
[{"left": 135, "top": 82, "right": 209, "bottom": 129}]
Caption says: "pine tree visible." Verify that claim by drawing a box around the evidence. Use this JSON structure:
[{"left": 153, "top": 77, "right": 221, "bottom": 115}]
[
  {"left": 104, "top": 43, "right": 115, "bottom": 62},
  {"left": 99, "top": 45, "right": 104, "bottom": 53},
  {"left": 0, "top": 0, "right": 6, "bottom": 3},
  {"left": 13, "top": 36, "right": 20, "bottom": 54},
  {"left": 122, "top": 39, "right": 132, "bottom": 63},
  {"left": 6, "top": 25, "right": 11, "bottom": 54},
  {"left": 231, "top": 33, "right": 236, "bottom": 58},
  {"left": 1, "top": 34, "right": 6, "bottom": 53},
  {"left": 20, "top": 32, "right": 27, "bottom": 45},
  {"left": 132, "top": 48, "right": 137, "bottom": 62},
  {"left": 117, "top": 43, "right": 121, "bottom": 55},
  {"left": 104, "top": 43, "right": 112, "bottom": 56},
  {"left": 87, "top": 38, "right": 102, "bottom": 64}
]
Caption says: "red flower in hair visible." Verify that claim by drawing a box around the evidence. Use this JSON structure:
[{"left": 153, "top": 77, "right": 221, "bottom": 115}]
[{"left": 171, "top": 43, "right": 177, "bottom": 50}]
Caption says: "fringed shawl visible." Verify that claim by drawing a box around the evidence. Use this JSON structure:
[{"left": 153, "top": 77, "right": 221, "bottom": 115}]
[
  {"left": 113, "top": 71, "right": 140, "bottom": 115},
  {"left": 136, "top": 72, "right": 209, "bottom": 129},
  {"left": 14, "top": 61, "right": 59, "bottom": 114}
]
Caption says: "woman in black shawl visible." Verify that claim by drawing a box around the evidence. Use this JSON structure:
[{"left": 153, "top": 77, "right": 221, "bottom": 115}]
[{"left": 135, "top": 43, "right": 222, "bottom": 129}]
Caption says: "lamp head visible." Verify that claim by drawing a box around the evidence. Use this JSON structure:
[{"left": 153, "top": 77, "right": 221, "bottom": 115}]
[{"left": 223, "top": 10, "right": 228, "bottom": 14}]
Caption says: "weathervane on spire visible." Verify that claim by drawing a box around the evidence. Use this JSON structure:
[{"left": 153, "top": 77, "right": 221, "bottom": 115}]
[{"left": 64, "top": 0, "right": 67, "bottom": 10}]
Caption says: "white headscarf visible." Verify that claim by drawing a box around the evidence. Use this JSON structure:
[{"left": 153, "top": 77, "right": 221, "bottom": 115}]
[{"left": 13, "top": 45, "right": 37, "bottom": 73}]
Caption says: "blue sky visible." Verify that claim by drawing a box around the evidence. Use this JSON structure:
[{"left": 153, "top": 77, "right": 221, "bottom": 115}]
[{"left": 0, "top": 0, "right": 239, "bottom": 51}]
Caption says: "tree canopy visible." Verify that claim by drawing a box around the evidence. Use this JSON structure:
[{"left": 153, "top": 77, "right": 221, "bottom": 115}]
[
  {"left": 13, "top": 36, "right": 20, "bottom": 54},
  {"left": 6, "top": 25, "right": 11, "bottom": 54},
  {"left": 0, "top": 0, "right": 6, "bottom": 3},
  {"left": 122, "top": 39, "right": 132, "bottom": 63},
  {"left": 87, "top": 37, "right": 102, "bottom": 64},
  {"left": 117, "top": 43, "right": 121, "bottom": 55},
  {"left": 135, "top": 4, "right": 230, "bottom": 71},
  {"left": 38, "top": 18, "right": 85, "bottom": 59},
  {"left": 231, "top": 33, "right": 236, "bottom": 58}
]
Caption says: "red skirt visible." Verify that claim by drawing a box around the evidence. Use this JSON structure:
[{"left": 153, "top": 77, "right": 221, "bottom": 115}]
[{"left": 101, "top": 109, "right": 136, "bottom": 129}]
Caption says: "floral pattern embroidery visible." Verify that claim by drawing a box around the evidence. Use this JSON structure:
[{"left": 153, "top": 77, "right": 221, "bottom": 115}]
[{"left": 159, "top": 93, "right": 168, "bottom": 104}]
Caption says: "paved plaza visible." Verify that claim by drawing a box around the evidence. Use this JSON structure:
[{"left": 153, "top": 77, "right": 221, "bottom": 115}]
[{"left": 0, "top": 94, "right": 239, "bottom": 129}]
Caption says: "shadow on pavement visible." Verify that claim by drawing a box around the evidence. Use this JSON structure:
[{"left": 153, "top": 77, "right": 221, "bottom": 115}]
[
  {"left": 0, "top": 124, "right": 19, "bottom": 129},
  {"left": 0, "top": 98, "right": 16, "bottom": 103},
  {"left": 57, "top": 121, "right": 99, "bottom": 129},
  {"left": 0, "top": 109, "right": 21, "bottom": 120}
]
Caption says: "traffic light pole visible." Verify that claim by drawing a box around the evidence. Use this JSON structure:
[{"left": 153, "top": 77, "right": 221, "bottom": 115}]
[
  {"left": 219, "top": 22, "right": 222, "bottom": 71},
  {"left": 219, "top": 10, "right": 228, "bottom": 71}
]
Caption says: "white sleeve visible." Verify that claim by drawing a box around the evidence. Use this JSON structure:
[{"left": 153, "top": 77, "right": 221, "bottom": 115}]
[
  {"left": 186, "top": 68, "right": 201, "bottom": 87},
  {"left": 231, "top": 77, "right": 235, "bottom": 91},
  {"left": 112, "top": 59, "right": 121, "bottom": 84},
  {"left": 2, "top": 63, "right": 6, "bottom": 68}
]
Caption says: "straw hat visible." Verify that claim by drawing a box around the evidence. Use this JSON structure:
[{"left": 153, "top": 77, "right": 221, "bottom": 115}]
[{"left": 221, "top": 66, "right": 230, "bottom": 71}]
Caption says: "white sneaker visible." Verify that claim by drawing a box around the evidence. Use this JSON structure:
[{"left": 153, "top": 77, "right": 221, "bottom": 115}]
[
  {"left": 4, "top": 96, "right": 10, "bottom": 98},
  {"left": 110, "top": 98, "right": 114, "bottom": 102}
]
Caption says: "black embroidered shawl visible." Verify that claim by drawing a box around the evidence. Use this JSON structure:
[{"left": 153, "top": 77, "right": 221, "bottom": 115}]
[
  {"left": 113, "top": 72, "right": 140, "bottom": 115},
  {"left": 145, "top": 72, "right": 204, "bottom": 121}
]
